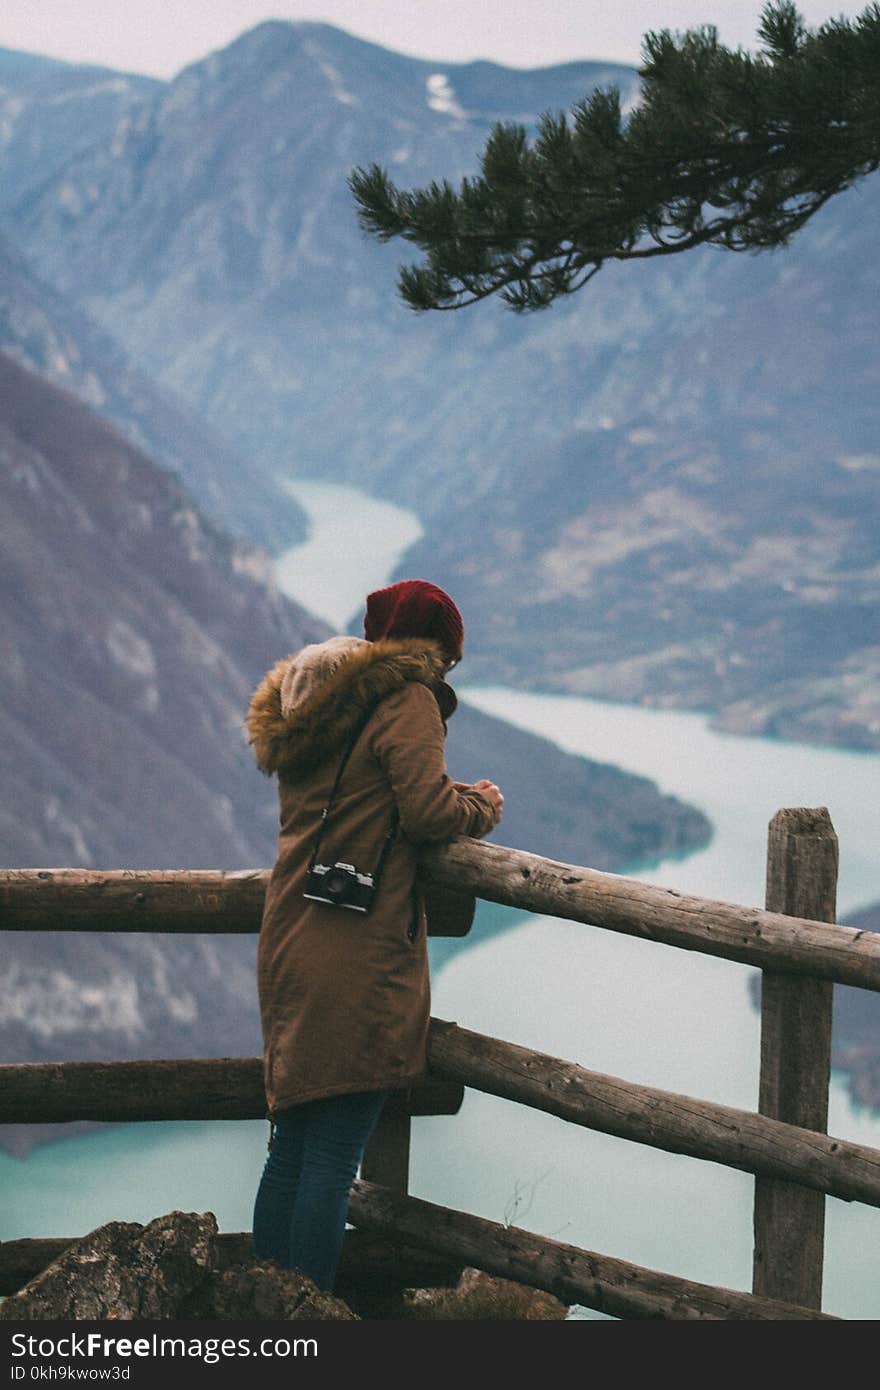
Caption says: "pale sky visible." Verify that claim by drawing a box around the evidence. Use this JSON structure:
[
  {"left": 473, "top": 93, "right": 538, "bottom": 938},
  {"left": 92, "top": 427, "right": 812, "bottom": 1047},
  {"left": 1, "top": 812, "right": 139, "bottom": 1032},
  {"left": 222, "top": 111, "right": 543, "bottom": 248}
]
[{"left": 0, "top": 1, "right": 862, "bottom": 77}]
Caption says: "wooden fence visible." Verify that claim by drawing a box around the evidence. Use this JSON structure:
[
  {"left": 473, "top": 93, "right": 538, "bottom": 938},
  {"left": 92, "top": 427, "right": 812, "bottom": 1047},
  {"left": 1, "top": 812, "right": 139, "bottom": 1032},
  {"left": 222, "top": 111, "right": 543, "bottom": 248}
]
[{"left": 2, "top": 806, "right": 879, "bottom": 1319}]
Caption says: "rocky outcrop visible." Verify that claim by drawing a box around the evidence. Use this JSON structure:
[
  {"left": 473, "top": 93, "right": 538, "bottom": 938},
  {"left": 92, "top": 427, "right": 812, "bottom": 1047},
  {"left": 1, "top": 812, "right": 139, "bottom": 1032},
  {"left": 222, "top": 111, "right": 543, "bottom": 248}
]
[
  {"left": 181, "top": 1261, "right": 357, "bottom": 1321},
  {"left": 0, "top": 1213, "right": 564, "bottom": 1321},
  {"left": 0, "top": 1211, "right": 356, "bottom": 1320},
  {"left": 0, "top": 1212, "right": 216, "bottom": 1320},
  {"left": 398, "top": 1266, "right": 568, "bottom": 1320}
]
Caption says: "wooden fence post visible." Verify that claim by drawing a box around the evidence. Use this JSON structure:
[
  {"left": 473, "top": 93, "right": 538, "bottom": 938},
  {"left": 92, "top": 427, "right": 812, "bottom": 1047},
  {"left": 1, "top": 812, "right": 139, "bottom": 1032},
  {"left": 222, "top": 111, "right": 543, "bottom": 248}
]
[
  {"left": 360, "top": 1105, "right": 411, "bottom": 1193},
  {"left": 752, "top": 807, "right": 838, "bottom": 1309}
]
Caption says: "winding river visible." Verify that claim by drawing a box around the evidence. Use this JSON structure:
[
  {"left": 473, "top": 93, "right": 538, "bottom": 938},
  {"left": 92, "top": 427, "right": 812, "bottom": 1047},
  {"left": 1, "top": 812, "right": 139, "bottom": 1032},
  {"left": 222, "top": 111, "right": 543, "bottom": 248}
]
[{"left": 3, "top": 479, "right": 879, "bottom": 1320}]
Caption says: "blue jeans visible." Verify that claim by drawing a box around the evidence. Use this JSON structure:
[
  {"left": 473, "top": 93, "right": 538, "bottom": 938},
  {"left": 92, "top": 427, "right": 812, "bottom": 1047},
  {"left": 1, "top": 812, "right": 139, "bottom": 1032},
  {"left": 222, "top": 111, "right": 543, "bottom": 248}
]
[{"left": 251, "top": 1088, "right": 389, "bottom": 1291}]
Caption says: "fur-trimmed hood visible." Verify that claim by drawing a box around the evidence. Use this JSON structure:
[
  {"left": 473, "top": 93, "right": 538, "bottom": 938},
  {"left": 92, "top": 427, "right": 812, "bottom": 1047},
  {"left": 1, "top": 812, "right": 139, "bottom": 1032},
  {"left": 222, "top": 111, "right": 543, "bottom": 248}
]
[{"left": 246, "top": 634, "right": 457, "bottom": 778}]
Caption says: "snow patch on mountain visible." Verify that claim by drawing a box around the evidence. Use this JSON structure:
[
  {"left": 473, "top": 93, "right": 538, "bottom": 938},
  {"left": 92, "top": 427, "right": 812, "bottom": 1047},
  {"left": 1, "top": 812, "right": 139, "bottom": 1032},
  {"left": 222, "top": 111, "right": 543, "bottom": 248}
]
[
  {"left": 303, "top": 39, "right": 358, "bottom": 105},
  {"left": 426, "top": 73, "right": 467, "bottom": 121},
  {"left": 46, "top": 78, "right": 133, "bottom": 104},
  {"left": 0, "top": 96, "right": 25, "bottom": 146},
  {"left": 43, "top": 796, "right": 94, "bottom": 864}
]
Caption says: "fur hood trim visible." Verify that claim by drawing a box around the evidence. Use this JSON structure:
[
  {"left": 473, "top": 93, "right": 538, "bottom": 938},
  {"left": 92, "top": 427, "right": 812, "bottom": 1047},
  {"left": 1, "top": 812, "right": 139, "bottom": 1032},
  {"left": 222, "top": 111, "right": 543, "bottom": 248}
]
[{"left": 246, "top": 634, "right": 456, "bottom": 777}]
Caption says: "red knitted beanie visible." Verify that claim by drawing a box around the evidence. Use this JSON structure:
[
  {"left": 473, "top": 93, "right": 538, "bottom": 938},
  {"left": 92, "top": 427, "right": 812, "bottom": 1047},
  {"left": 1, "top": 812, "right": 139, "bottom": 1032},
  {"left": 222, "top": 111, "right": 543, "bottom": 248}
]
[{"left": 363, "top": 579, "right": 464, "bottom": 663}]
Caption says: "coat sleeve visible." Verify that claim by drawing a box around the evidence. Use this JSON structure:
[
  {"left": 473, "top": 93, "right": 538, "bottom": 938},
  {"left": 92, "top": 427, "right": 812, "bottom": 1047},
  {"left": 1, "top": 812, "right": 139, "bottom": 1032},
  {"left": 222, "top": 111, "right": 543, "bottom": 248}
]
[{"left": 370, "top": 682, "right": 499, "bottom": 844}]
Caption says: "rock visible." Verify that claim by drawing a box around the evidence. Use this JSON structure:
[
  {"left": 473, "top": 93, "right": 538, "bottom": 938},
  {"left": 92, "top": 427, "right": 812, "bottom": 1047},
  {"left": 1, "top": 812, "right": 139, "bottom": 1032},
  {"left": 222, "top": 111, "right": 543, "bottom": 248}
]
[
  {"left": 399, "top": 1266, "right": 568, "bottom": 1320},
  {"left": 181, "top": 1262, "right": 358, "bottom": 1320},
  {"left": 0, "top": 1212, "right": 216, "bottom": 1320},
  {"left": 0, "top": 1211, "right": 358, "bottom": 1321},
  {"left": 334, "top": 1230, "right": 462, "bottom": 1318},
  {"left": 2, "top": 1212, "right": 564, "bottom": 1321}
]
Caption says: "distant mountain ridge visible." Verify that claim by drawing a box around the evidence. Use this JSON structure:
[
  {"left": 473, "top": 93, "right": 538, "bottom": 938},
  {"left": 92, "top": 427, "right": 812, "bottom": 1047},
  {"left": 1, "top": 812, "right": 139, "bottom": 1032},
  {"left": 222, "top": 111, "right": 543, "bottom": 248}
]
[
  {"left": 0, "top": 47, "right": 67, "bottom": 75},
  {"left": 0, "top": 48, "right": 160, "bottom": 210},
  {"left": 2, "top": 21, "right": 877, "bottom": 748}
]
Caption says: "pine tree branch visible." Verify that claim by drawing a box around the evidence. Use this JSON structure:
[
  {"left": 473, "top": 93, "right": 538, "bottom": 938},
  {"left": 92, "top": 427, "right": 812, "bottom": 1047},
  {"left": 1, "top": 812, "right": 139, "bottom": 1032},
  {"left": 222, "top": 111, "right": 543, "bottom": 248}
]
[{"left": 348, "top": 1, "right": 880, "bottom": 312}]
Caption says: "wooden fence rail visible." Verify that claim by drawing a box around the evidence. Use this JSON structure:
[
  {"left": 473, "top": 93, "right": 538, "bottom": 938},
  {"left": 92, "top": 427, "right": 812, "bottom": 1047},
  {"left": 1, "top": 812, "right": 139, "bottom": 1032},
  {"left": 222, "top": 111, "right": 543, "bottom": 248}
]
[
  {"left": 2, "top": 850, "right": 878, "bottom": 991},
  {"left": 0, "top": 1058, "right": 461, "bottom": 1124},
  {"left": 0, "top": 1200, "right": 834, "bottom": 1321},
  {"left": 346, "top": 1180, "right": 837, "bottom": 1320},
  {"left": 3, "top": 1019, "right": 879, "bottom": 1208},
  {"left": 419, "top": 839, "right": 880, "bottom": 991}
]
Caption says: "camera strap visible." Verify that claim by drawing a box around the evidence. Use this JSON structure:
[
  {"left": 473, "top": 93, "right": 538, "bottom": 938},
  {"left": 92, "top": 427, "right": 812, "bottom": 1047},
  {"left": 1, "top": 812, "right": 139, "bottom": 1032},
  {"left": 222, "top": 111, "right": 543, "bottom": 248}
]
[{"left": 306, "top": 707, "right": 399, "bottom": 882}]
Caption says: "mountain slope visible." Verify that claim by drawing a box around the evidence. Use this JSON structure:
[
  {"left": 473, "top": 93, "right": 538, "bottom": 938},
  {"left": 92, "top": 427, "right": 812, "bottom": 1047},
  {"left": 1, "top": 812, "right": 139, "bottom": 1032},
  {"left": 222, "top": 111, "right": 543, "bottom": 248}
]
[
  {"left": 0, "top": 348, "right": 330, "bottom": 869},
  {"left": 0, "top": 233, "right": 307, "bottom": 549},
  {"left": 0, "top": 49, "right": 160, "bottom": 209}
]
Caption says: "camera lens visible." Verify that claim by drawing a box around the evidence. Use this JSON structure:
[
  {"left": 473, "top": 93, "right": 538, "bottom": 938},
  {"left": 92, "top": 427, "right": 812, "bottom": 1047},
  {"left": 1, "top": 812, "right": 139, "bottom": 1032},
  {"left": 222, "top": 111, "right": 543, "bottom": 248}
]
[{"left": 323, "top": 869, "right": 348, "bottom": 898}]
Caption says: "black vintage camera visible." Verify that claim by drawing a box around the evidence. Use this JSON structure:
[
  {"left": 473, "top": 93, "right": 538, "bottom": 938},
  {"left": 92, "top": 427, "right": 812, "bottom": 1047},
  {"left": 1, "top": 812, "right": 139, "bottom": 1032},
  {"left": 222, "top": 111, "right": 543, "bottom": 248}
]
[{"left": 303, "top": 861, "right": 376, "bottom": 913}]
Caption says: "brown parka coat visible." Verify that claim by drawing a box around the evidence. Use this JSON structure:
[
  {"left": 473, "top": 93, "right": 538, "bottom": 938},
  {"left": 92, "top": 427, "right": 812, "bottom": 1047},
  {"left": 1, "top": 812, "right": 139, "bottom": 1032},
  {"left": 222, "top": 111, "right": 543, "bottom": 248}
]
[{"left": 246, "top": 633, "right": 499, "bottom": 1120}]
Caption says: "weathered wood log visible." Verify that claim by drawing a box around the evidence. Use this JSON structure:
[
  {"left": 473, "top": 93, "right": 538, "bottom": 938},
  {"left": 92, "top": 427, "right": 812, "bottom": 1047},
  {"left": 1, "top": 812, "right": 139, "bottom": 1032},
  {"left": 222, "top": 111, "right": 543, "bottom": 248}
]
[
  {"left": 361, "top": 1109, "right": 411, "bottom": 1194},
  {"left": 753, "top": 808, "right": 837, "bottom": 1310},
  {"left": 0, "top": 869, "right": 473, "bottom": 938},
  {"left": 3, "top": 1036, "right": 877, "bottom": 1209},
  {"left": 2, "top": 859, "right": 878, "bottom": 991},
  {"left": 0, "top": 1058, "right": 462, "bottom": 1123},
  {"left": 347, "top": 1179, "right": 838, "bottom": 1319},
  {"left": 0, "top": 1057, "right": 263, "bottom": 1122},
  {"left": 0, "top": 869, "right": 268, "bottom": 933},
  {"left": 0, "top": 1230, "right": 462, "bottom": 1299},
  {"left": 0, "top": 1238, "right": 95, "bottom": 1296},
  {"left": 418, "top": 838, "right": 880, "bottom": 991},
  {"left": 425, "top": 1020, "right": 880, "bottom": 1208},
  {"left": 418, "top": 880, "right": 475, "bottom": 937},
  {"left": 400, "top": 1079, "right": 464, "bottom": 1119}
]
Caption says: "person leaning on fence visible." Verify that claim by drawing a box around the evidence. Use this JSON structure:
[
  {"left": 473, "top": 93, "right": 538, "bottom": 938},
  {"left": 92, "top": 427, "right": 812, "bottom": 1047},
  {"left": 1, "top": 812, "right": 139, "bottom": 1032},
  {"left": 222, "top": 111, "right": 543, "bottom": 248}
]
[{"left": 245, "top": 578, "right": 504, "bottom": 1292}]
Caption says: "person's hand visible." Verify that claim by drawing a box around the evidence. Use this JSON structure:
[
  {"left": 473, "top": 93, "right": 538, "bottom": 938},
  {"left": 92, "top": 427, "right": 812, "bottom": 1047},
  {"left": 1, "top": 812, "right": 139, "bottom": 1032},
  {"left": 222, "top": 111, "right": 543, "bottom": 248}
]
[{"left": 472, "top": 778, "right": 503, "bottom": 821}]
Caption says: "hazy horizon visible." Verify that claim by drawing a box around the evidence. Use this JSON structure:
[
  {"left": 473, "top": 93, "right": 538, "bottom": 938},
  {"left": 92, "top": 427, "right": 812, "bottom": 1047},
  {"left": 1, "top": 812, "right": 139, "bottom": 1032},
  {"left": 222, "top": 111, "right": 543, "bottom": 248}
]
[{"left": 0, "top": 1, "right": 864, "bottom": 80}]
